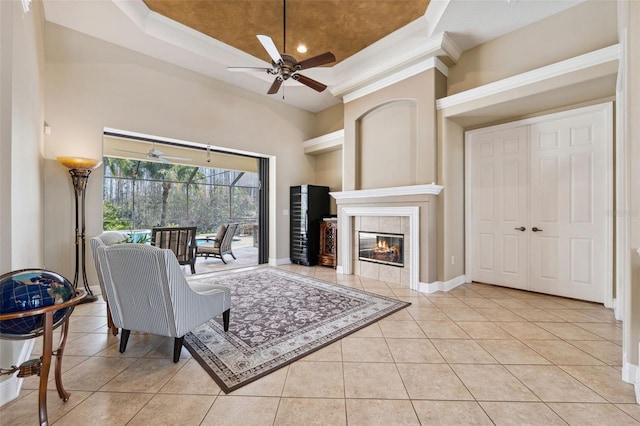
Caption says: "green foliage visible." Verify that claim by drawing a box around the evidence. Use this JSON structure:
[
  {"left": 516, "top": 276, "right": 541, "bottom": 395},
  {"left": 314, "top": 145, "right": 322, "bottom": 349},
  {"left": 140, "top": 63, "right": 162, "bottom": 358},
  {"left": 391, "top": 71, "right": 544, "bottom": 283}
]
[
  {"left": 103, "top": 201, "right": 131, "bottom": 230},
  {"left": 121, "top": 233, "right": 150, "bottom": 244}
]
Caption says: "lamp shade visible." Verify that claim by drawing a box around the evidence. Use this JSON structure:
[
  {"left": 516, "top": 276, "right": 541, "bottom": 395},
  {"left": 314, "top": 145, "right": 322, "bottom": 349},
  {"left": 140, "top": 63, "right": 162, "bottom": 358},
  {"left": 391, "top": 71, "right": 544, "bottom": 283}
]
[{"left": 56, "top": 156, "right": 100, "bottom": 170}]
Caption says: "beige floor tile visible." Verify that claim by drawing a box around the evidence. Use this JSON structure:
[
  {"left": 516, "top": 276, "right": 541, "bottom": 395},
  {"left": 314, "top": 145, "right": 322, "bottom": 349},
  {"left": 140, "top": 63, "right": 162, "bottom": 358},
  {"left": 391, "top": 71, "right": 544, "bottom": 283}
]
[
  {"left": 396, "top": 295, "right": 437, "bottom": 308},
  {"left": 346, "top": 399, "right": 419, "bottom": 425},
  {"left": 523, "top": 340, "right": 605, "bottom": 365},
  {"left": 72, "top": 394, "right": 145, "bottom": 426},
  {"left": 480, "top": 401, "right": 567, "bottom": 425},
  {"left": 508, "top": 308, "right": 565, "bottom": 322},
  {"left": 617, "top": 403, "right": 640, "bottom": 422},
  {"left": 47, "top": 355, "right": 137, "bottom": 391},
  {"left": 386, "top": 338, "right": 446, "bottom": 363},
  {"left": 95, "top": 333, "right": 165, "bottom": 358},
  {"left": 282, "top": 361, "right": 344, "bottom": 398},
  {"left": 227, "top": 365, "right": 288, "bottom": 396},
  {"left": 549, "top": 309, "right": 606, "bottom": 323},
  {"left": 569, "top": 340, "right": 623, "bottom": 365},
  {"left": 457, "top": 297, "right": 502, "bottom": 309},
  {"left": 100, "top": 357, "right": 186, "bottom": 392},
  {"left": 490, "top": 298, "right": 535, "bottom": 309},
  {"left": 430, "top": 339, "right": 497, "bottom": 364},
  {"left": 406, "top": 306, "right": 448, "bottom": 321},
  {"left": 416, "top": 320, "right": 470, "bottom": 339},
  {"left": 378, "top": 320, "right": 427, "bottom": 338},
  {"left": 429, "top": 297, "right": 469, "bottom": 308},
  {"left": 62, "top": 332, "right": 119, "bottom": 356},
  {"left": 275, "top": 398, "right": 346, "bottom": 426},
  {"left": 477, "top": 339, "right": 550, "bottom": 364},
  {"left": 535, "top": 322, "right": 604, "bottom": 340},
  {"left": 575, "top": 322, "right": 623, "bottom": 342},
  {"left": 412, "top": 400, "right": 493, "bottom": 425},
  {"left": 474, "top": 307, "right": 526, "bottom": 322},
  {"left": 580, "top": 308, "right": 619, "bottom": 323},
  {"left": 301, "top": 340, "right": 343, "bottom": 362},
  {"left": 159, "top": 358, "right": 222, "bottom": 395},
  {"left": 547, "top": 402, "right": 640, "bottom": 425},
  {"left": 128, "top": 393, "right": 215, "bottom": 425},
  {"left": 560, "top": 365, "right": 638, "bottom": 403},
  {"left": 456, "top": 321, "right": 515, "bottom": 339},
  {"left": 506, "top": 365, "right": 606, "bottom": 402},
  {"left": 143, "top": 337, "right": 193, "bottom": 360},
  {"left": 396, "top": 363, "right": 473, "bottom": 400},
  {"left": 384, "top": 308, "right": 414, "bottom": 321},
  {"left": 201, "top": 396, "right": 280, "bottom": 426},
  {"left": 521, "top": 298, "right": 571, "bottom": 310},
  {"left": 349, "top": 322, "right": 383, "bottom": 338},
  {"left": 68, "top": 314, "right": 108, "bottom": 333},
  {"left": 341, "top": 337, "right": 394, "bottom": 362},
  {"left": 495, "top": 322, "right": 559, "bottom": 340},
  {"left": 343, "top": 362, "right": 409, "bottom": 399},
  {"left": 448, "top": 287, "right": 483, "bottom": 298},
  {"left": 440, "top": 307, "right": 489, "bottom": 321},
  {"left": 0, "top": 389, "right": 92, "bottom": 426},
  {"left": 21, "top": 355, "right": 89, "bottom": 391},
  {"left": 451, "top": 364, "right": 539, "bottom": 401}
]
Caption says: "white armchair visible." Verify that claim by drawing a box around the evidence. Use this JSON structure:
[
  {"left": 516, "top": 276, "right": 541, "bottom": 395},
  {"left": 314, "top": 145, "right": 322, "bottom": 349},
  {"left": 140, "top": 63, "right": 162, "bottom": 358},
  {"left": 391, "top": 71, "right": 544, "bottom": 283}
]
[{"left": 95, "top": 243, "right": 231, "bottom": 362}]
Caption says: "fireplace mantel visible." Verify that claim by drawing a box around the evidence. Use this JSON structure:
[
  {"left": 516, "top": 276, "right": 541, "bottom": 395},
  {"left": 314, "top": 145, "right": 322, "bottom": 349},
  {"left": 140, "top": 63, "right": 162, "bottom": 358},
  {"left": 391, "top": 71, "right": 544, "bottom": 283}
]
[{"left": 330, "top": 184, "right": 443, "bottom": 201}]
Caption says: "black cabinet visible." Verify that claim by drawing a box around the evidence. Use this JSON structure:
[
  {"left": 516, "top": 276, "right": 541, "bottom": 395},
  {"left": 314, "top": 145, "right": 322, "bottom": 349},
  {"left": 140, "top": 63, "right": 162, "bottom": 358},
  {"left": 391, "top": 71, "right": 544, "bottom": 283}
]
[{"left": 290, "top": 185, "right": 330, "bottom": 266}]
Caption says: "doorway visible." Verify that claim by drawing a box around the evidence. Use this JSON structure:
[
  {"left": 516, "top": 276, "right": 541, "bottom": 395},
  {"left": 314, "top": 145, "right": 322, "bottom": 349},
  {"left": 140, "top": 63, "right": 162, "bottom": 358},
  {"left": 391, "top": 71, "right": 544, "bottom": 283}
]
[{"left": 466, "top": 103, "right": 612, "bottom": 302}]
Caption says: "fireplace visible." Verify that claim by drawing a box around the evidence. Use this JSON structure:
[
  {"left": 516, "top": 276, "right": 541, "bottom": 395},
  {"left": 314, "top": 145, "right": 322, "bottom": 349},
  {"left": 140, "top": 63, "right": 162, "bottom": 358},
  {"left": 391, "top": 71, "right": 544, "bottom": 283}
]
[{"left": 358, "top": 231, "right": 404, "bottom": 267}]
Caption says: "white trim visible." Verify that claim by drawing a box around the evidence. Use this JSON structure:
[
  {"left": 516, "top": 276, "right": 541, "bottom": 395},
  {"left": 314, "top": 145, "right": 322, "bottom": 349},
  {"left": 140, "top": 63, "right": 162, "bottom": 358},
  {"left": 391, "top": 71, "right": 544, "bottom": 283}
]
[
  {"left": 303, "top": 130, "right": 344, "bottom": 154},
  {"left": 339, "top": 206, "right": 420, "bottom": 291},
  {"left": 437, "top": 45, "right": 620, "bottom": 110},
  {"left": 269, "top": 257, "right": 291, "bottom": 266},
  {"left": 419, "top": 274, "right": 467, "bottom": 294},
  {"left": 465, "top": 102, "right": 613, "bottom": 306},
  {"left": 342, "top": 57, "right": 449, "bottom": 104},
  {"left": 0, "top": 340, "right": 35, "bottom": 407},
  {"left": 331, "top": 184, "right": 443, "bottom": 201}
]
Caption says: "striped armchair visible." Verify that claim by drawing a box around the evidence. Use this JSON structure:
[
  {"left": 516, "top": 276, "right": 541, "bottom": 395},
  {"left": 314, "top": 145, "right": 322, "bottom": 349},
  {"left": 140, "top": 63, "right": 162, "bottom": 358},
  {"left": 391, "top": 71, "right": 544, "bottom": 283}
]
[{"left": 95, "top": 243, "right": 231, "bottom": 362}]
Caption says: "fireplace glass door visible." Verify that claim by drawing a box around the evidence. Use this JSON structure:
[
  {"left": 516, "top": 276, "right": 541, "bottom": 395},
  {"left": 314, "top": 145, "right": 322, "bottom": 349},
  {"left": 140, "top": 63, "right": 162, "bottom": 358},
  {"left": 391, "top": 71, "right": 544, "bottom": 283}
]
[{"left": 358, "top": 231, "right": 404, "bottom": 267}]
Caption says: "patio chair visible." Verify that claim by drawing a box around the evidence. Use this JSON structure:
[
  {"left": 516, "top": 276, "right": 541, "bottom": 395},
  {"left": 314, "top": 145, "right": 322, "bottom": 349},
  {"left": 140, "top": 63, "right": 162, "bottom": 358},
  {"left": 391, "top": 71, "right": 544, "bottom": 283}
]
[
  {"left": 151, "top": 226, "right": 197, "bottom": 274},
  {"left": 196, "top": 223, "right": 238, "bottom": 264},
  {"left": 90, "top": 231, "right": 128, "bottom": 336},
  {"left": 95, "top": 243, "right": 231, "bottom": 362}
]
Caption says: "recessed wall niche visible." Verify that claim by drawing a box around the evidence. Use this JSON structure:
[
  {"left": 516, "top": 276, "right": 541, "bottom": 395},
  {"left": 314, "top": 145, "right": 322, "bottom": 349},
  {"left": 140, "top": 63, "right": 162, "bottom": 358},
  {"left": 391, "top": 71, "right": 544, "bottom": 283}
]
[{"left": 356, "top": 99, "right": 417, "bottom": 190}]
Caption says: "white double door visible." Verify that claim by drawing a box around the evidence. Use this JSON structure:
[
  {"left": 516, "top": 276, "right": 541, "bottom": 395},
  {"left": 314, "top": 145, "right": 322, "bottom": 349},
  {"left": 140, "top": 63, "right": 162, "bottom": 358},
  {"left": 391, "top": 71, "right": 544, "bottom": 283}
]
[{"left": 468, "top": 104, "right": 611, "bottom": 302}]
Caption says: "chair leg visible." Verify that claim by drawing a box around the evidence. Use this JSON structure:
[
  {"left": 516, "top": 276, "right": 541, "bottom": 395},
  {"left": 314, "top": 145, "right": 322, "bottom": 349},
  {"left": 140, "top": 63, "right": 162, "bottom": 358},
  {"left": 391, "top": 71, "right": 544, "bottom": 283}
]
[
  {"left": 173, "top": 337, "right": 184, "bottom": 363},
  {"left": 222, "top": 309, "right": 230, "bottom": 332},
  {"left": 230, "top": 250, "right": 236, "bottom": 260},
  {"left": 190, "top": 261, "right": 196, "bottom": 274},
  {"left": 220, "top": 255, "right": 227, "bottom": 264},
  {"left": 106, "top": 304, "right": 119, "bottom": 336},
  {"left": 119, "top": 329, "right": 131, "bottom": 353}
]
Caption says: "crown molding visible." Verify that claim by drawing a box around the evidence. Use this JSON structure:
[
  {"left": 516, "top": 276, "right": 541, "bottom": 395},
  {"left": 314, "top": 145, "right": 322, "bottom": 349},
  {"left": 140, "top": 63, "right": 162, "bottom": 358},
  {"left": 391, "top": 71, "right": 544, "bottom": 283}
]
[
  {"left": 437, "top": 44, "right": 620, "bottom": 111},
  {"left": 331, "top": 32, "right": 457, "bottom": 100}
]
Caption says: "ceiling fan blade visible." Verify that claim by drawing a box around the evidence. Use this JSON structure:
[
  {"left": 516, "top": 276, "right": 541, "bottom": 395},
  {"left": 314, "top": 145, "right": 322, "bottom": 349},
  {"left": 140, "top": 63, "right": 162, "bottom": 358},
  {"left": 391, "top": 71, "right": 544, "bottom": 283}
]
[
  {"left": 114, "top": 148, "right": 146, "bottom": 155},
  {"left": 267, "top": 77, "right": 283, "bottom": 94},
  {"left": 257, "top": 35, "right": 283, "bottom": 64},
  {"left": 297, "top": 52, "right": 336, "bottom": 70},
  {"left": 149, "top": 149, "right": 164, "bottom": 156},
  {"left": 227, "top": 67, "right": 272, "bottom": 73},
  {"left": 293, "top": 74, "right": 327, "bottom": 92}
]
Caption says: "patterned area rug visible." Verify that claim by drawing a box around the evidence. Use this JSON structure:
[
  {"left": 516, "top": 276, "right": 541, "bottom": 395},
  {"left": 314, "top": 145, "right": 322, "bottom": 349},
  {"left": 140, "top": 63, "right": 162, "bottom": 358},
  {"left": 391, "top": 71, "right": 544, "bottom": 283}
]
[{"left": 183, "top": 267, "right": 410, "bottom": 393}]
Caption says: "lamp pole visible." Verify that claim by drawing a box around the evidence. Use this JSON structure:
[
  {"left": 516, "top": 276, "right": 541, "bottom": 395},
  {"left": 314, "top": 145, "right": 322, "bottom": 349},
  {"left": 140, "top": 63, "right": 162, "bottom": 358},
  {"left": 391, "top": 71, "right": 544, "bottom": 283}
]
[
  {"left": 58, "top": 157, "right": 100, "bottom": 303},
  {"left": 68, "top": 168, "right": 98, "bottom": 303}
]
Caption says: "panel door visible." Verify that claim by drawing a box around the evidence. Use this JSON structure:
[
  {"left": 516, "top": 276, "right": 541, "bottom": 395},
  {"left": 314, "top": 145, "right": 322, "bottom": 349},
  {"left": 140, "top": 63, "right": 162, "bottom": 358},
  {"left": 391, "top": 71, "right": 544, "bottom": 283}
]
[
  {"left": 470, "top": 127, "right": 529, "bottom": 290},
  {"left": 529, "top": 110, "right": 608, "bottom": 302}
]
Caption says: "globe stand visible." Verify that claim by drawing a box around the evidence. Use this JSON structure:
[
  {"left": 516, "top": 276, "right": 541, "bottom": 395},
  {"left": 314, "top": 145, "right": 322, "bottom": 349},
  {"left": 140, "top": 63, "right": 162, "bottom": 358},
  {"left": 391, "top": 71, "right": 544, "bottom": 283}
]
[
  {"left": 68, "top": 168, "right": 98, "bottom": 304},
  {"left": 0, "top": 290, "right": 85, "bottom": 426}
]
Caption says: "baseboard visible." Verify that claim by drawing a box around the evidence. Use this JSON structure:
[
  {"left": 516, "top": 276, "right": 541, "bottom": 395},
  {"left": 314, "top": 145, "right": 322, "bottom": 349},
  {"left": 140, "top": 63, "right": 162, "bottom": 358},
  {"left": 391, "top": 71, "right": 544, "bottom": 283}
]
[
  {"left": 0, "top": 339, "right": 35, "bottom": 407},
  {"left": 336, "top": 266, "right": 344, "bottom": 274},
  {"left": 269, "top": 258, "right": 291, "bottom": 266},
  {"left": 418, "top": 274, "right": 467, "bottom": 294}
]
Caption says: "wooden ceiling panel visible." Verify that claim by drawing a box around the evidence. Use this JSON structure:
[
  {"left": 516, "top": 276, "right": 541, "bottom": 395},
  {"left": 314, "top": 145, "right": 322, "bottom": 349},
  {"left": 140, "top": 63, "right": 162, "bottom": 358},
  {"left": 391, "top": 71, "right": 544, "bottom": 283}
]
[{"left": 143, "top": 0, "right": 429, "bottom": 64}]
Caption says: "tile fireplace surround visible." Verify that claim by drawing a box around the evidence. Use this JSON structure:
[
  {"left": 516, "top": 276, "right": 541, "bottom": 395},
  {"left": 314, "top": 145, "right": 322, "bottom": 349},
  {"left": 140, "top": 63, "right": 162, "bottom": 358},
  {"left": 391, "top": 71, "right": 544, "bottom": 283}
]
[{"left": 331, "top": 184, "right": 443, "bottom": 293}]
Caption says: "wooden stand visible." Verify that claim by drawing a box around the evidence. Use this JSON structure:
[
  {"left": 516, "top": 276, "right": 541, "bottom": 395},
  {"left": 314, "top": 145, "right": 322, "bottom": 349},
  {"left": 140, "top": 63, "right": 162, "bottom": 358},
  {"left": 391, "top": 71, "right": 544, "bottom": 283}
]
[
  {"left": 0, "top": 290, "right": 85, "bottom": 426},
  {"left": 318, "top": 220, "right": 338, "bottom": 268}
]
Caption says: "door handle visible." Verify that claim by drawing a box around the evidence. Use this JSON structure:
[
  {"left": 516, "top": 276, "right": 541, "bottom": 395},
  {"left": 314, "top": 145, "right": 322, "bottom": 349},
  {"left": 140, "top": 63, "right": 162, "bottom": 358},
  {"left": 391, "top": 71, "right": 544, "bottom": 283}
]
[
  {"left": 514, "top": 226, "right": 526, "bottom": 232},
  {"left": 532, "top": 227, "right": 543, "bottom": 232}
]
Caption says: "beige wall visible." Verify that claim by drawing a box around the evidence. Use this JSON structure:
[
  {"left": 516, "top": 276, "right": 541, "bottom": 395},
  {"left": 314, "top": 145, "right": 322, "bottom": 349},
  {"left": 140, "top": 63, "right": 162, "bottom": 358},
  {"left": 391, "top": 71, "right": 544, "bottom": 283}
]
[
  {"left": 314, "top": 149, "right": 342, "bottom": 215},
  {"left": 1, "top": 0, "right": 46, "bottom": 404},
  {"left": 314, "top": 103, "right": 344, "bottom": 136},
  {"left": 42, "top": 23, "right": 318, "bottom": 277},
  {"left": 447, "top": 0, "right": 618, "bottom": 95},
  {"left": 344, "top": 68, "right": 442, "bottom": 191}
]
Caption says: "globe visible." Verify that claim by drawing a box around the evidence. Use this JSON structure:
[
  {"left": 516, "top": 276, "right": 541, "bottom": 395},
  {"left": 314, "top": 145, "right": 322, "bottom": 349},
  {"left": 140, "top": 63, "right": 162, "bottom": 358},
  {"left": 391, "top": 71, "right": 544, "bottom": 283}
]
[{"left": 0, "top": 269, "right": 76, "bottom": 339}]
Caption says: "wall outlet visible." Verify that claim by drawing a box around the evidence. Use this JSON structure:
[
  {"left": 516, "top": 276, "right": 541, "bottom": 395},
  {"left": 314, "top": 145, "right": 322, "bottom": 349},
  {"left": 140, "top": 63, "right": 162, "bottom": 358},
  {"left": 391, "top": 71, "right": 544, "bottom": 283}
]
[
  {"left": 283, "top": 209, "right": 289, "bottom": 216},
  {"left": 451, "top": 256, "right": 455, "bottom": 265}
]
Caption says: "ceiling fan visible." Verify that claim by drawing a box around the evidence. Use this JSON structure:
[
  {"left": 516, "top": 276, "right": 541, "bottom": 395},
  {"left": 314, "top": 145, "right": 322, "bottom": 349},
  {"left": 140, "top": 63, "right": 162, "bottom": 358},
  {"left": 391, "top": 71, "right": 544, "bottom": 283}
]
[
  {"left": 115, "top": 144, "right": 191, "bottom": 164},
  {"left": 227, "top": 0, "right": 336, "bottom": 95}
]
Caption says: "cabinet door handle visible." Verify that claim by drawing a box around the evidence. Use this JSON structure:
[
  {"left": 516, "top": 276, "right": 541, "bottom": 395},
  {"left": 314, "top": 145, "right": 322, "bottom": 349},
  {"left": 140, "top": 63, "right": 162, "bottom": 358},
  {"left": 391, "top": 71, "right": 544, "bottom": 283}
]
[
  {"left": 532, "top": 227, "right": 543, "bottom": 232},
  {"left": 514, "top": 226, "right": 526, "bottom": 232}
]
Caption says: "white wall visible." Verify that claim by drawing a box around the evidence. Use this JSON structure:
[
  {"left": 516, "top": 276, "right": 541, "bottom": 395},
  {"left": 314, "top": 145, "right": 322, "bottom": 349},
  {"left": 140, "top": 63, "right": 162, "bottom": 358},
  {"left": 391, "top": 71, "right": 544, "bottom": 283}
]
[
  {"left": 0, "top": 0, "right": 46, "bottom": 406},
  {"left": 42, "top": 23, "right": 318, "bottom": 279}
]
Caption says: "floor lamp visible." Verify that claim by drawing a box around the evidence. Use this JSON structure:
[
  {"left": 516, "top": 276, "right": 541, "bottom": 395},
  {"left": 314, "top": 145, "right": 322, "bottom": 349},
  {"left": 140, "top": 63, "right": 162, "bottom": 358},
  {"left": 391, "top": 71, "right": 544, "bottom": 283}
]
[{"left": 57, "top": 156, "right": 101, "bottom": 303}]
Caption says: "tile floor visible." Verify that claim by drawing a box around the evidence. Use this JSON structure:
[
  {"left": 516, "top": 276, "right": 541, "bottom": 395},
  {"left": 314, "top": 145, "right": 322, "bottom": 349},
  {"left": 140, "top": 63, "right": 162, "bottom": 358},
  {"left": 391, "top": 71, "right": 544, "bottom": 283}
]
[{"left": 2, "top": 264, "right": 639, "bottom": 425}]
